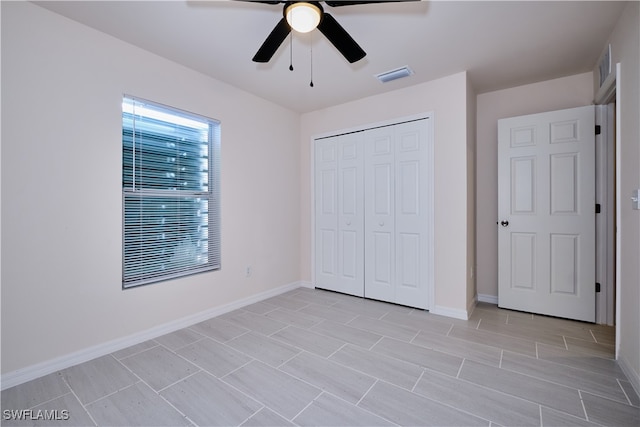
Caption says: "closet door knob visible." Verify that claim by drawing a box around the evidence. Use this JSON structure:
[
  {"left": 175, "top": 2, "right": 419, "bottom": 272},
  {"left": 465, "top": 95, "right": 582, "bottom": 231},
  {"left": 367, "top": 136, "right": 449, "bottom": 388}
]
[
  {"left": 379, "top": 221, "right": 384, "bottom": 227},
  {"left": 346, "top": 220, "right": 352, "bottom": 226}
]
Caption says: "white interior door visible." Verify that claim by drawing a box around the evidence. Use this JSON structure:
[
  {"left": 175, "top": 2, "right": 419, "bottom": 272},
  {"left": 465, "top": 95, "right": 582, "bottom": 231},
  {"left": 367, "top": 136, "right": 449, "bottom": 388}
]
[
  {"left": 314, "top": 134, "right": 364, "bottom": 296},
  {"left": 498, "top": 106, "right": 596, "bottom": 322}
]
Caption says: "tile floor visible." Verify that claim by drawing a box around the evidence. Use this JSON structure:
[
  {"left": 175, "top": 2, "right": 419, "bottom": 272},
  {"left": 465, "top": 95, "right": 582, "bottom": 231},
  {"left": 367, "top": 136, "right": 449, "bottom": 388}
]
[{"left": 2, "top": 287, "right": 639, "bottom": 426}]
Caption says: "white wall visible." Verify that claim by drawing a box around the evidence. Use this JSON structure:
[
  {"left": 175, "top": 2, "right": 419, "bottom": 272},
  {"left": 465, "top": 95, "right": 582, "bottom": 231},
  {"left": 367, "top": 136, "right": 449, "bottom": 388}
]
[
  {"left": 1, "top": 2, "right": 301, "bottom": 375},
  {"left": 600, "top": 0, "right": 640, "bottom": 394},
  {"left": 300, "top": 72, "right": 474, "bottom": 317},
  {"left": 475, "top": 73, "right": 594, "bottom": 300}
]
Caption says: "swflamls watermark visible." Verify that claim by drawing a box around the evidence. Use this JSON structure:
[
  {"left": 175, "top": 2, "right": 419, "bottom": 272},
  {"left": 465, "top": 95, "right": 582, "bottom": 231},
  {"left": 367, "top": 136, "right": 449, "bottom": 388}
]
[{"left": 3, "top": 409, "right": 70, "bottom": 421}]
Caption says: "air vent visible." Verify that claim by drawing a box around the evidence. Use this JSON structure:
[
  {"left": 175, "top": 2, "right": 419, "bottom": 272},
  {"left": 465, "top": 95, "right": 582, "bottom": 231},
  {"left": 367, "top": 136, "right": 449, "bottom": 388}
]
[{"left": 375, "top": 66, "right": 414, "bottom": 83}]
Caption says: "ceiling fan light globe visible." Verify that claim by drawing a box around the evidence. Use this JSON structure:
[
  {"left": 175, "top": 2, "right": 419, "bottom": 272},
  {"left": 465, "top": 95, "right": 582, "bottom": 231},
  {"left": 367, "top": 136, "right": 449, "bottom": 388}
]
[{"left": 286, "top": 3, "right": 321, "bottom": 33}]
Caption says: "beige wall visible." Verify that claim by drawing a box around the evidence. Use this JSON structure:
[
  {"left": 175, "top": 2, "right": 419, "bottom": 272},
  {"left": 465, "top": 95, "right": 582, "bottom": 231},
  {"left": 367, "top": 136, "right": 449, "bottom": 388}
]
[
  {"left": 1, "top": 2, "right": 301, "bottom": 374},
  {"left": 475, "top": 73, "right": 594, "bottom": 299},
  {"left": 466, "top": 73, "right": 477, "bottom": 313},
  {"left": 600, "top": 0, "right": 640, "bottom": 393},
  {"left": 300, "top": 72, "right": 475, "bottom": 316}
]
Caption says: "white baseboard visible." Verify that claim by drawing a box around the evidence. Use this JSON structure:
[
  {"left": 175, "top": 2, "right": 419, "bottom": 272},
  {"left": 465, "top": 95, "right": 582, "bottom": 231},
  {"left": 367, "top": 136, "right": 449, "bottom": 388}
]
[
  {"left": 298, "top": 280, "right": 314, "bottom": 289},
  {"left": 430, "top": 305, "right": 470, "bottom": 320},
  {"left": 618, "top": 352, "right": 640, "bottom": 400},
  {"left": 478, "top": 294, "right": 499, "bottom": 305},
  {"left": 1, "top": 281, "right": 307, "bottom": 391}
]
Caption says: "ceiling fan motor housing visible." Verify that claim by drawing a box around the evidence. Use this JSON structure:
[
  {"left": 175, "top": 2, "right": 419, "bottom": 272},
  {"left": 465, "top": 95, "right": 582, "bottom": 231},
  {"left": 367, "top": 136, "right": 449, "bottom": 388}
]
[{"left": 284, "top": 2, "right": 324, "bottom": 33}]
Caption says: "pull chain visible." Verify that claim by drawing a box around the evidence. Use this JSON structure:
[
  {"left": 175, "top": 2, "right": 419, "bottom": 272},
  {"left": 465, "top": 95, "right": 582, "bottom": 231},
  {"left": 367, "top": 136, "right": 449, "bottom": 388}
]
[
  {"left": 289, "top": 32, "right": 294, "bottom": 71},
  {"left": 309, "top": 31, "right": 314, "bottom": 87}
]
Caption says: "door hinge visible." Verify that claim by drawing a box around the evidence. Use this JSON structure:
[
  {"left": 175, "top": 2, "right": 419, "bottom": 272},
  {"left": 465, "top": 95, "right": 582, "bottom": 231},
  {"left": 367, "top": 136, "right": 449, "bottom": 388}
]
[
  {"left": 596, "top": 283, "right": 601, "bottom": 293},
  {"left": 596, "top": 203, "right": 601, "bottom": 214},
  {"left": 595, "top": 125, "right": 601, "bottom": 135}
]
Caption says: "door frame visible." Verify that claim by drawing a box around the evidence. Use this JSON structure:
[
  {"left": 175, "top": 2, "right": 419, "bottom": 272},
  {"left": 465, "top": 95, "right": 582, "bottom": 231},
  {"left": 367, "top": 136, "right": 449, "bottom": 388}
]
[
  {"left": 310, "top": 112, "right": 435, "bottom": 310},
  {"left": 594, "top": 61, "right": 618, "bottom": 328},
  {"left": 595, "top": 103, "right": 616, "bottom": 326}
]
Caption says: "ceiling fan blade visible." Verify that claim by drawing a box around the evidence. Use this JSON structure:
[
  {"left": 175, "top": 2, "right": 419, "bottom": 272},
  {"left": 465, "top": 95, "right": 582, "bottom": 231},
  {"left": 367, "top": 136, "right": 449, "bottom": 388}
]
[
  {"left": 317, "top": 13, "right": 366, "bottom": 63},
  {"left": 252, "top": 17, "right": 291, "bottom": 62},
  {"left": 324, "top": 0, "right": 419, "bottom": 7},
  {"left": 236, "top": 1, "right": 282, "bottom": 4}
]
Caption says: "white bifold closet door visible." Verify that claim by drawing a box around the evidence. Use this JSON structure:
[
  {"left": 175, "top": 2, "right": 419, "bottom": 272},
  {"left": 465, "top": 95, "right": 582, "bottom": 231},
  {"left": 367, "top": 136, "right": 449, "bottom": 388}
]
[
  {"left": 364, "top": 121, "right": 430, "bottom": 309},
  {"left": 314, "top": 118, "right": 432, "bottom": 310},
  {"left": 315, "top": 132, "right": 365, "bottom": 297}
]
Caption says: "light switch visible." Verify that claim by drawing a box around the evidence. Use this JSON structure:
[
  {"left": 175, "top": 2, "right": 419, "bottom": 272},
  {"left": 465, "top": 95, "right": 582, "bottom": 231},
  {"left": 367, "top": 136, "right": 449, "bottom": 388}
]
[{"left": 632, "top": 189, "right": 640, "bottom": 210}]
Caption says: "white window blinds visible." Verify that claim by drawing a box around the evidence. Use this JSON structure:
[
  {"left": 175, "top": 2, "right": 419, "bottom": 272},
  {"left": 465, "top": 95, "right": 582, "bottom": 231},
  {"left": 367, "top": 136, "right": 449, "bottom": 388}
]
[{"left": 122, "top": 96, "right": 220, "bottom": 288}]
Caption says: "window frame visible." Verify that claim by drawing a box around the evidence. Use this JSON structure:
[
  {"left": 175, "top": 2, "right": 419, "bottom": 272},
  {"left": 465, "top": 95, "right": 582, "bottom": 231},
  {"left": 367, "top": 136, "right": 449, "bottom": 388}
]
[{"left": 121, "top": 95, "right": 221, "bottom": 289}]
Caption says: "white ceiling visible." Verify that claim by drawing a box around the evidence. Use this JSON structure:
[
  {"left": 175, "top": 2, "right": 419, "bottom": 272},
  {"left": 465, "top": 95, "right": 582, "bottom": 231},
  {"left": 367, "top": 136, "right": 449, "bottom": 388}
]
[{"left": 35, "top": 1, "right": 626, "bottom": 113}]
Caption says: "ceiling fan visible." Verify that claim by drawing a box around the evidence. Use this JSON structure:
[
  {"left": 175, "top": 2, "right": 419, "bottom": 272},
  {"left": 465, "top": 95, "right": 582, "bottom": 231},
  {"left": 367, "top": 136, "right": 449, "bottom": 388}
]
[{"left": 244, "top": 1, "right": 419, "bottom": 64}]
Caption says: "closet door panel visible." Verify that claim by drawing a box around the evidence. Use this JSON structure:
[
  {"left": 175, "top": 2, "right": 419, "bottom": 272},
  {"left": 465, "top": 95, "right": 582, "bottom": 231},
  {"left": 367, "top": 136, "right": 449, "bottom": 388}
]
[
  {"left": 394, "top": 121, "right": 429, "bottom": 309},
  {"left": 315, "top": 139, "right": 339, "bottom": 289},
  {"left": 337, "top": 133, "right": 364, "bottom": 296},
  {"left": 398, "top": 232, "right": 420, "bottom": 288},
  {"left": 373, "top": 164, "right": 393, "bottom": 215},
  {"left": 365, "top": 128, "right": 395, "bottom": 303},
  {"left": 340, "top": 167, "right": 358, "bottom": 281},
  {"left": 373, "top": 231, "right": 393, "bottom": 284},
  {"left": 319, "top": 229, "right": 337, "bottom": 276},
  {"left": 341, "top": 229, "right": 358, "bottom": 279}
]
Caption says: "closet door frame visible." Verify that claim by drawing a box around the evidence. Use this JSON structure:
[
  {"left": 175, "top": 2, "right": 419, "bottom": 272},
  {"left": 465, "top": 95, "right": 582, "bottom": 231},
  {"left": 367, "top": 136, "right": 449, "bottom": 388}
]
[{"left": 311, "top": 112, "right": 435, "bottom": 311}]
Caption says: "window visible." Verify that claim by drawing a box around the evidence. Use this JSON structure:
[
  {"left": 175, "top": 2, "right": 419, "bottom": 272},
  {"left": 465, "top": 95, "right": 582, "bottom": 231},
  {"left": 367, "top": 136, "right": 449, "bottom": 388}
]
[{"left": 122, "top": 96, "right": 220, "bottom": 288}]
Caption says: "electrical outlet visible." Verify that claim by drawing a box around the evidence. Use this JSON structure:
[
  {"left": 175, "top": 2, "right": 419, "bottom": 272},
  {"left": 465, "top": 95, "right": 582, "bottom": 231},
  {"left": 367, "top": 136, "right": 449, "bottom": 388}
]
[{"left": 245, "top": 266, "right": 252, "bottom": 278}]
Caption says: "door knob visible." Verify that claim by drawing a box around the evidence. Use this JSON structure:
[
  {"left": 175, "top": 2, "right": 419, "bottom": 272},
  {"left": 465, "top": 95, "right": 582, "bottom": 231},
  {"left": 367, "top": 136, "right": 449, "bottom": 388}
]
[
  {"left": 379, "top": 221, "right": 384, "bottom": 227},
  {"left": 500, "top": 220, "right": 509, "bottom": 227},
  {"left": 346, "top": 220, "right": 352, "bottom": 226}
]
